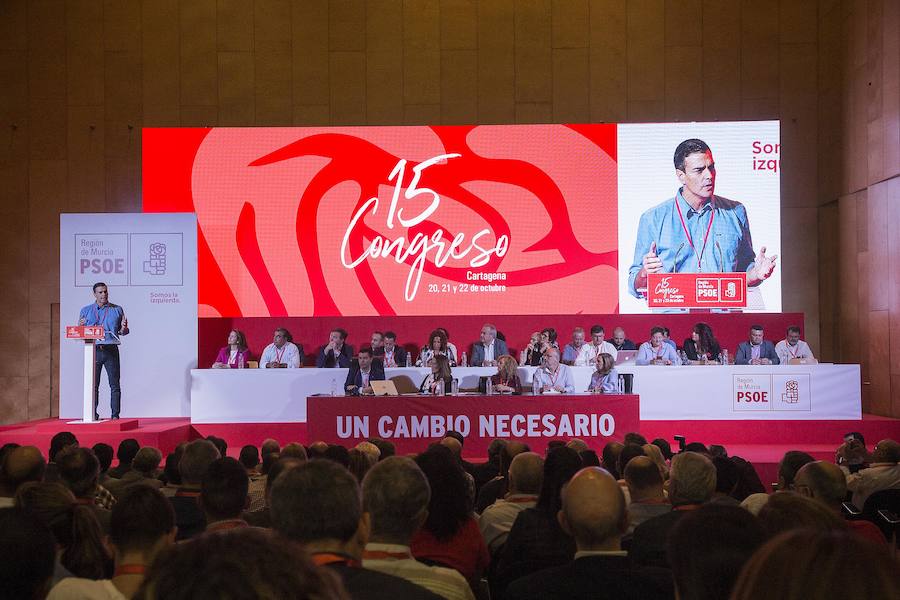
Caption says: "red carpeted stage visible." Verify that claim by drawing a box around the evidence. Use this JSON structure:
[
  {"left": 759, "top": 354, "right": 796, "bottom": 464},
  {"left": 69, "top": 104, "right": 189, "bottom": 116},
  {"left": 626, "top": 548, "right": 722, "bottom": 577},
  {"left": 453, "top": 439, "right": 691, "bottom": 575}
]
[{"left": 3, "top": 414, "right": 898, "bottom": 492}]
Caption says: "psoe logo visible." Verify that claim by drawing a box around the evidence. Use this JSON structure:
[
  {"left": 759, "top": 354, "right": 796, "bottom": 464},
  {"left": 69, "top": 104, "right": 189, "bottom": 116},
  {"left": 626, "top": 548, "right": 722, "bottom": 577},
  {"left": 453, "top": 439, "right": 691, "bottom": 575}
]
[
  {"left": 781, "top": 380, "right": 799, "bottom": 404},
  {"left": 143, "top": 242, "right": 167, "bottom": 275}
]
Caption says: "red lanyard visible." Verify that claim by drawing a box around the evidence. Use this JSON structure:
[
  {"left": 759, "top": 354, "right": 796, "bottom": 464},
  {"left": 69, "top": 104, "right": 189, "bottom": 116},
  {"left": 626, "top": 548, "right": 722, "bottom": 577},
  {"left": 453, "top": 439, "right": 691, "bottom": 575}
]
[
  {"left": 312, "top": 553, "right": 357, "bottom": 567},
  {"left": 786, "top": 340, "right": 799, "bottom": 358},
  {"left": 114, "top": 564, "right": 147, "bottom": 577},
  {"left": 94, "top": 304, "right": 108, "bottom": 326},
  {"left": 274, "top": 345, "right": 285, "bottom": 364},
  {"left": 363, "top": 549, "right": 412, "bottom": 560},
  {"left": 547, "top": 367, "right": 560, "bottom": 388},
  {"left": 675, "top": 197, "right": 715, "bottom": 270}
]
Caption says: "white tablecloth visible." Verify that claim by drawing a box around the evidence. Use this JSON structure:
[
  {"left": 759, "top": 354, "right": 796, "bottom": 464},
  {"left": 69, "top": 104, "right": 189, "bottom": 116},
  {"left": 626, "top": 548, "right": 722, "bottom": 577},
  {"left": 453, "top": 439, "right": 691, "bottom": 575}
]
[{"left": 190, "top": 364, "right": 861, "bottom": 423}]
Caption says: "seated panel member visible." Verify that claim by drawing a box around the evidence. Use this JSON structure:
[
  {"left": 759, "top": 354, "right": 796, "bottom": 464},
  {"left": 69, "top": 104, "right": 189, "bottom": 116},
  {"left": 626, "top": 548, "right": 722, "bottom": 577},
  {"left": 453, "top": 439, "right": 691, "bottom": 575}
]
[
  {"left": 417, "top": 329, "right": 457, "bottom": 367},
  {"left": 259, "top": 328, "right": 303, "bottom": 368},
  {"left": 316, "top": 328, "right": 353, "bottom": 368},
  {"left": 610, "top": 327, "right": 637, "bottom": 352},
  {"left": 370, "top": 331, "right": 385, "bottom": 354},
  {"left": 561, "top": 327, "right": 586, "bottom": 365},
  {"left": 775, "top": 326, "right": 816, "bottom": 364},
  {"left": 662, "top": 327, "right": 677, "bottom": 349},
  {"left": 589, "top": 353, "right": 619, "bottom": 393},
  {"left": 628, "top": 138, "right": 777, "bottom": 297},
  {"left": 636, "top": 327, "right": 682, "bottom": 365},
  {"left": 212, "top": 329, "right": 252, "bottom": 368},
  {"left": 419, "top": 355, "right": 454, "bottom": 395},
  {"left": 345, "top": 347, "right": 386, "bottom": 395},
  {"left": 472, "top": 323, "right": 509, "bottom": 367},
  {"left": 488, "top": 355, "right": 522, "bottom": 394},
  {"left": 735, "top": 325, "right": 779, "bottom": 365},
  {"left": 575, "top": 325, "right": 618, "bottom": 366},
  {"left": 682, "top": 322, "right": 722, "bottom": 363},
  {"left": 533, "top": 348, "right": 575, "bottom": 394},
  {"left": 378, "top": 331, "right": 408, "bottom": 368}
]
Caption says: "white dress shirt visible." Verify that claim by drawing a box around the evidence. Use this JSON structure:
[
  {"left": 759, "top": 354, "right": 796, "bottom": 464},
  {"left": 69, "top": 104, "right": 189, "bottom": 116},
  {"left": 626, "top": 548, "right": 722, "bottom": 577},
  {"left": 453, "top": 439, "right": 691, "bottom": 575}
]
[
  {"left": 575, "top": 341, "right": 618, "bottom": 366},
  {"left": 775, "top": 339, "right": 815, "bottom": 364},
  {"left": 259, "top": 342, "right": 302, "bottom": 368}
]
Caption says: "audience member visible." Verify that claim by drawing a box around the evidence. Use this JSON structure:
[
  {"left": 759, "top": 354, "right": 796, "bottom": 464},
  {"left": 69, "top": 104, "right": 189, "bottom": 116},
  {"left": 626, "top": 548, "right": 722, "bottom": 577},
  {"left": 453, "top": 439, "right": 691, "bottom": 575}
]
[
  {"left": 504, "top": 467, "right": 650, "bottom": 600},
  {"left": 325, "top": 444, "right": 352, "bottom": 468},
  {"left": 475, "top": 441, "right": 529, "bottom": 513},
  {"left": 368, "top": 438, "right": 395, "bottom": 460},
  {"left": 15, "top": 481, "right": 111, "bottom": 580},
  {"left": 281, "top": 442, "right": 309, "bottom": 460},
  {"left": 377, "top": 331, "right": 408, "bottom": 368},
  {"left": 46, "top": 431, "right": 79, "bottom": 483},
  {"left": 260, "top": 327, "right": 303, "bottom": 368},
  {"left": 533, "top": 348, "right": 575, "bottom": 393},
  {"left": 0, "top": 507, "right": 57, "bottom": 600},
  {"left": 667, "top": 504, "right": 765, "bottom": 600},
  {"left": 362, "top": 457, "right": 475, "bottom": 600},
  {"left": 308, "top": 441, "right": 329, "bottom": 459},
  {"left": 56, "top": 446, "right": 112, "bottom": 532},
  {"left": 623, "top": 456, "right": 670, "bottom": 534},
  {"left": 479, "top": 452, "right": 543, "bottom": 554},
  {"left": 135, "top": 527, "right": 348, "bottom": 600},
  {"left": 271, "top": 460, "right": 441, "bottom": 600},
  {"left": 774, "top": 325, "right": 816, "bottom": 364},
  {"left": 211, "top": 329, "right": 251, "bottom": 369},
  {"left": 682, "top": 322, "right": 722, "bottom": 363},
  {"left": 611, "top": 327, "right": 637, "bottom": 351},
  {"left": 623, "top": 432, "right": 647, "bottom": 446},
  {"left": 843, "top": 438, "right": 900, "bottom": 509},
  {"left": 636, "top": 327, "right": 681, "bottom": 365},
  {"left": 159, "top": 447, "right": 184, "bottom": 497},
  {"left": 730, "top": 530, "right": 900, "bottom": 600},
  {"left": 600, "top": 442, "right": 624, "bottom": 480},
  {"left": 735, "top": 324, "right": 780, "bottom": 365},
  {"left": 200, "top": 457, "right": 250, "bottom": 533},
  {"left": 629, "top": 451, "right": 716, "bottom": 569},
  {"left": 641, "top": 443, "right": 669, "bottom": 481},
  {"left": 260, "top": 438, "right": 280, "bottom": 458},
  {"left": 345, "top": 347, "right": 385, "bottom": 395},
  {"left": 651, "top": 438, "right": 673, "bottom": 460},
  {"left": 0, "top": 445, "right": 46, "bottom": 506},
  {"left": 348, "top": 448, "right": 376, "bottom": 482},
  {"left": 108, "top": 439, "right": 140, "bottom": 480},
  {"left": 92, "top": 442, "right": 114, "bottom": 489},
  {"left": 472, "top": 323, "right": 508, "bottom": 367},
  {"left": 561, "top": 327, "right": 586, "bottom": 365},
  {"left": 355, "top": 441, "right": 382, "bottom": 463},
  {"left": 244, "top": 457, "right": 304, "bottom": 528},
  {"left": 169, "top": 439, "right": 220, "bottom": 541},
  {"left": 579, "top": 450, "right": 600, "bottom": 466},
  {"left": 574, "top": 325, "right": 618, "bottom": 366},
  {"left": 205, "top": 435, "right": 228, "bottom": 458},
  {"left": 755, "top": 491, "right": 847, "bottom": 538},
  {"left": 106, "top": 447, "right": 164, "bottom": 498},
  {"left": 472, "top": 440, "right": 506, "bottom": 493}
]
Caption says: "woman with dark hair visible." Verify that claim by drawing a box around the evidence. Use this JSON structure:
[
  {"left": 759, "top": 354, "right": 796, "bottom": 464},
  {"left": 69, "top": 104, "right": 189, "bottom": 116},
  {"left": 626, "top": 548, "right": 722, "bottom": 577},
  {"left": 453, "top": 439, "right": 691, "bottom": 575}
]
[
  {"left": 15, "top": 482, "right": 111, "bottom": 581},
  {"left": 419, "top": 354, "right": 454, "bottom": 395},
  {"left": 410, "top": 445, "right": 489, "bottom": 585},
  {"left": 683, "top": 322, "right": 722, "bottom": 363},
  {"left": 212, "top": 329, "right": 251, "bottom": 368},
  {"left": 541, "top": 328, "right": 559, "bottom": 349},
  {"left": 417, "top": 329, "right": 457, "bottom": 367},
  {"left": 493, "top": 447, "right": 582, "bottom": 597}
]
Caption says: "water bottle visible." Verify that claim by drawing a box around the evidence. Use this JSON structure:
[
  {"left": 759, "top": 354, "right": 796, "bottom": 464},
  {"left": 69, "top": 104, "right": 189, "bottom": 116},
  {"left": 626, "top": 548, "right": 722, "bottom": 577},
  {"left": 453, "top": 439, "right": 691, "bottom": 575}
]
[
  {"left": 436, "top": 379, "right": 445, "bottom": 396},
  {"left": 532, "top": 373, "right": 541, "bottom": 395},
  {"left": 617, "top": 374, "right": 625, "bottom": 394},
  {"left": 237, "top": 354, "right": 244, "bottom": 369},
  {"left": 331, "top": 378, "right": 337, "bottom": 396},
  {"left": 722, "top": 349, "right": 729, "bottom": 365},
  {"left": 460, "top": 352, "right": 468, "bottom": 367},
  {"left": 451, "top": 378, "right": 459, "bottom": 395},
  {"left": 406, "top": 353, "right": 412, "bottom": 367},
  {"left": 485, "top": 377, "right": 493, "bottom": 396}
]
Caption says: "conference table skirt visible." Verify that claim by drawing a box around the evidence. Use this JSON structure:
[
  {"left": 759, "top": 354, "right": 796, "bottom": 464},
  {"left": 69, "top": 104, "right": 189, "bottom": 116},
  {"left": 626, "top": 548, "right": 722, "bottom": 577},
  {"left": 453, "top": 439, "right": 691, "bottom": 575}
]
[{"left": 189, "top": 364, "right": 860, "bottom": 423}]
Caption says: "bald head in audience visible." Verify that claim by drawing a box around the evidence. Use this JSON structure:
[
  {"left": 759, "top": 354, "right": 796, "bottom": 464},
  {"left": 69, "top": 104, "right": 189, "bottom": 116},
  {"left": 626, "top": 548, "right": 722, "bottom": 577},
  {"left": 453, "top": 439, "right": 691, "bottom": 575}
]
[
  {"left": 558, "top": 467, "right": 627, "bottom": 551},
  {"left": 0, "top": 446, "right": 46, "bottom": 498},
  {"left": 439, "top": 436, "right": 462, "bottom": 458},
  {"left": 872, "top": 439, "right": 900, "bottom": 463},
  {"left": 795, "top": 461, "right": 847, "bottom": 510},
  {"left": 508, "top": 452, "right": 544, "bottom": 495},
  {"left": 624, "top": 456, "right": 665, "bottom": 502}
]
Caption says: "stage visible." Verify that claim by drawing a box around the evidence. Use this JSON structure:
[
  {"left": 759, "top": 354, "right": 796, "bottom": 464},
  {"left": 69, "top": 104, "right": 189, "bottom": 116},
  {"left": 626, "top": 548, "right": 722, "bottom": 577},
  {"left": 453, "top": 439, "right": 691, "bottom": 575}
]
[{"left": 3, "top": 413, "right": 898, "bottom": 492}]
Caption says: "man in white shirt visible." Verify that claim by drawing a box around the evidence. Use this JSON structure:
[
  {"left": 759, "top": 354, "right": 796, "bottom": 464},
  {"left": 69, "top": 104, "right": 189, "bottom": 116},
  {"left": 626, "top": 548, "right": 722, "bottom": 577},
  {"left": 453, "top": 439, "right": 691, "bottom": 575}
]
[
  {"left": 472, "top": 323, "right": 509, "bottom": 367},
  {"left": 842, "top": 439, "right": 900, "bottom": 509},
  {"left": 479, "top": 452, "right": 543, "bottom": 554},
  {"left": 362, "top": 457, "right": 475, "bottom": 600},
  {"left": 534, "top": 348, "right": 576, "bottom": 393},
  {"left": 575, "top": 325, "right": 618, "bottom": 366},
  {"left": 775, "top": 326, "right": 816, "bottom": 364},
  {"left": 259, "top": 328, "right": 302, "bottom": 368}
]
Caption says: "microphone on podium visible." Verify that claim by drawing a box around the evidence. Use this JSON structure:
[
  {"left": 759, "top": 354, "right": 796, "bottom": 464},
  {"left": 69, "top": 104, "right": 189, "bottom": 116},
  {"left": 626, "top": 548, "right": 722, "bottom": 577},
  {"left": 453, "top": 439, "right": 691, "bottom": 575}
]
[{"left": 671, "top": 242, "right": 685, "bottom": 273}]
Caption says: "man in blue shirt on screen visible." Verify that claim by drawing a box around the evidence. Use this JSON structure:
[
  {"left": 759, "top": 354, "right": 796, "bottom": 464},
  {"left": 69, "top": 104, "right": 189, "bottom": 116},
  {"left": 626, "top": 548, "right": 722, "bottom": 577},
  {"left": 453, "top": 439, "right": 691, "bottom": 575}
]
[
  {"left": 628, "top": 138, "right": 777, "bottom": 298},
  {"left": 78, "top": 282, "right": 129, "bottom": 419}
]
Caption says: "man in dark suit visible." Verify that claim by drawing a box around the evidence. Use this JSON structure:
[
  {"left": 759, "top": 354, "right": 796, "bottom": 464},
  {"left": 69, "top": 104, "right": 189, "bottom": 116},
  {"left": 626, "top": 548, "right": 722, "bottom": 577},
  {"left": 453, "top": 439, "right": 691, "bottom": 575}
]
[
  {"left": 471, "top": 323, "right": 509, "bottom": 367},
  {"left": 345, "top": 347, "right": 386, "bottom": 395},
  {"left": 316, "top": 328, "right": 354, "bottom": 368},
  {"left": 734, "top": 324, "right": 780, "bottom": 365},
  {"left": 374, "top": 331, "right": 408, "bottom": 368},
  {"left": 504, "top": 466, "right": 658, "bottom": 600},
  {"left": 271, "top": 459, "right": 441, "bottom": 600}
]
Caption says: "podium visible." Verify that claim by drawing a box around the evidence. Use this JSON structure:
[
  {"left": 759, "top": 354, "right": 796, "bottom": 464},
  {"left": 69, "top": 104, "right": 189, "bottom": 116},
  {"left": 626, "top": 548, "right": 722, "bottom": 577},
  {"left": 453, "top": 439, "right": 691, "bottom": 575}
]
[
  {"left": 65, "top": 325, "right": 105, "bottom": 423},
  {"left": 645, "top": 272, "right": 748, "bottom": 310}
]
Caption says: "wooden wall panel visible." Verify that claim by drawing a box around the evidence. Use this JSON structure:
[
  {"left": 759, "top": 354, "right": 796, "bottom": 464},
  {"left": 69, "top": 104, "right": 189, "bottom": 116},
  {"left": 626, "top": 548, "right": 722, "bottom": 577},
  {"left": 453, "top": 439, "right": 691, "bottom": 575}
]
[
  {"left": 625, "top": 0, "right": 664, "bottom": 111},
  {"left": 103, "top": 0, "right": 141, "bottom": 54},
  {"left": 218, "top": 52, "right": 255, "bottom": 125},
  {"left": 142, "top": 0, "right": 180, "bottom": 126},
  {"left": 0, "top": 0, "right": 28, "bottom": 51},
  {"left": 878, "top": 0, "right": 900, "bottom": 181},
  {"left": 179, "top": 0, "right": 218, "bottom": 106},
  {"left": 402, "top": 0, "right": 440, "bottom": 106},
  {"left": 552, "top": 0, "right": 588, "bottom": 49},
  {"left": 588, "top": 0, "right": 626, "bottom": 122},
  {"left": 66, "top": 106, "right": 105, "bottom": 212},
  {"left": 217, "top": 0, "right": 254, "bottom": 53},
  {"left": 292, "top": 0, "right": 329, "bottom": 105},
  {"left": 477, "top": 0, "right": 515, "bottom": 123},
  {"left": 330, "top": 51, "right": 367, "bottom": 124},
  {"left": 441, "top": 49, "right": 478, "bottom": 124},
  {"left": 441, "top": 0, "right": 477, "bottom": 50},
  {"left": 514, "top": 0, "right": 552, "bottom": 104},
  {"left": 330, "top": 0, "right": 367, "bottom": 52},
  {"left": 66, "top": 0, "right": 104, "bottom": 106},
  {"left": 701, "top": 0, "right": 741, "bottom": 119},
  {"left": 552, "top": 48, "right": 589, "bottom": 123}
]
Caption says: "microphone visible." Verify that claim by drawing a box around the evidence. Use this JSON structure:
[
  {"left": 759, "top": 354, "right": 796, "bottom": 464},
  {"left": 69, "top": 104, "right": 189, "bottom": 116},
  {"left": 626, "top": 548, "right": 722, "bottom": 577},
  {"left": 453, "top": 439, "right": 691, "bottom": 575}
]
[
  {"left": 715, "top": 238, "right": 725, "bottom": 273},
  {"left": 671, "top": 242, "right": 685, "bottom": 272}
]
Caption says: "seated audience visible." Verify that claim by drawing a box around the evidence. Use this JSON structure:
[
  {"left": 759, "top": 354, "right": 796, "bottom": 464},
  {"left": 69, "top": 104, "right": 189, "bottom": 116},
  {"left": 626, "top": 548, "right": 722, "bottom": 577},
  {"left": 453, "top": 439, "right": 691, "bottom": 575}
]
[
  {"left": 106, "top": 447, "right": 163, "bottom": 498},
  {"left": 794, "top": 461, "right": 886, "bottom": 546},
  {"left": 259, "top": 328, "right": 303, "bottom": 368},
  {"left": 561, "top": 327, "right": 586, "bottom": 365},
  {"left": 420, "top": 355, "right": 454, "bottom": 395},
  {"left": 682, "top": 322, "right": 722, "bottom": 363},
  {"left": 15, "top": 482, "right": 111, "bottom": 580},
  {"left": 641, "top": 443, "right": 669, "bottom": 481},
  {"left": 377, "top": 331, "right": 408, "bottom": 367},
  {"left": 56, "top": 446, "right": 112, "bottom": 532},
  {"left": 600, "top": 442, "right": 624, "bottom": 480},
  {"left": 479, "top": 452, "right": 543, "bottom": 554},
  {"left": 589, "top": 353, "right": 619, "bottom": 393},
  {"left": 348, "top": 448, "right": 377, "bottom": 482},
  {"left": 109, "top": 439, "right": 140, "bottom": 480},
  {"left": 623, "top": 456, "right": 670, "bottom": 534},
  {"left": 574, "top": 325, "right": 618, "bottom": 366},
  {"left": 741, "top": 450, "right": 816, "bottom": 514},
  {"left": 486, "top": 354, "right": 521, "bottom": 394},
  {"left": 345, "top": 347, "right": 386, "bottom": 395},
  {"left": 666, "top": 504, "right": 765, "bottom": 600},
  {"left": 533, "top": 348, "right": 575, "bottom": 393},
  {"left": 317, "top": 328, "right": 353, "bottom": 368},
  {"left": 48, "top": 486, "right": 177, "bottom": 599},
  {"left": 135, "top": 527, "right": 348, "bottom": 600},
  {"left": 270, "top": 460, "right": 440, "bottom": 600},
  {"left": 611, "top": 327, "right": 637, "bottom": 351},
  {"left": 842, "top": 438, "right": 900, "bottom": 509},
  {"left": 159, "top": 446, "right": 184, "bottom": 498},
  {"left": 0, "top": 507, "right": 56, "bottom": 600},
  {"left": 200, "top": 457, "right": 250, "bottom": 533},
  {"left": 472, "top": 439, "right": 505, "bottom": 492},
  {"left": 735, "top": 324, "right": 780, "bottom": 365},
  {"left": 92, "top": 442, "right": 114, "bottom": 489},
  {"left": 504, "top": 467, "right": 653, "bottom": 600},
  {"left": 244, "top": 457, "right": 305, "bottom": 528},
  {"left": 45, "top": 431, "right": 78, "bottom": 483},
  {"left": 211, "top": 329, "right": 251, "bottom": 368},
  {"left": 418, "top": 329, "right": 457, "bottom": 367},
  {"left": 837, "top": 431, "right": 869, "bottom": 473},
  {"left": 169, "top": 439, "right": 220, "bottom": 541},
  {"left": 774, "top": 325, "right": 816, "bottom": 364},
  {"left": 636, "top": 327, "right": 681, "bottom": 365},
  {"left": 629, "top": 452, "right": 716, "bottom": 569},
  {"left": 730, "top": 530, "right": 900, "bottom": 600},
  {"left": 472, "top": 323, "right": 508, "bottom": 367},
  {"left": 493, "top": 447, "right": 581, "bottom": 597},
  {"left": 261, "top": 438, "right": 280, "bottom": 458},
  {"left": 475, "top": 441, "right": 530, "bottom": 513},
  {"left": 651, "top": 438, "right": 673, "bottom": 460},
  {"left": 0, "top": 445, "right": 46, "bottom": 506},
  {"left": 755, "top": 491, "right": 847, "bottom": 538},
  {"left": 362, "top": 457, "right": 475, "bottom": 600}
]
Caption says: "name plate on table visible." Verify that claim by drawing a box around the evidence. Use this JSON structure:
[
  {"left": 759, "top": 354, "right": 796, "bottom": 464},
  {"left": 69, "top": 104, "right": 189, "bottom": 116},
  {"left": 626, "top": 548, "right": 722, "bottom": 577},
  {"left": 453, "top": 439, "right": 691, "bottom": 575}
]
[
  {"left": 647, "top": 273, "right": 747, "bottom": 309},
  {"left": 307, "top": 393, "right": 640, "bottom": 456},
  {"left": 66, "top": 325, "right": 105, "bottom": 339}
]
